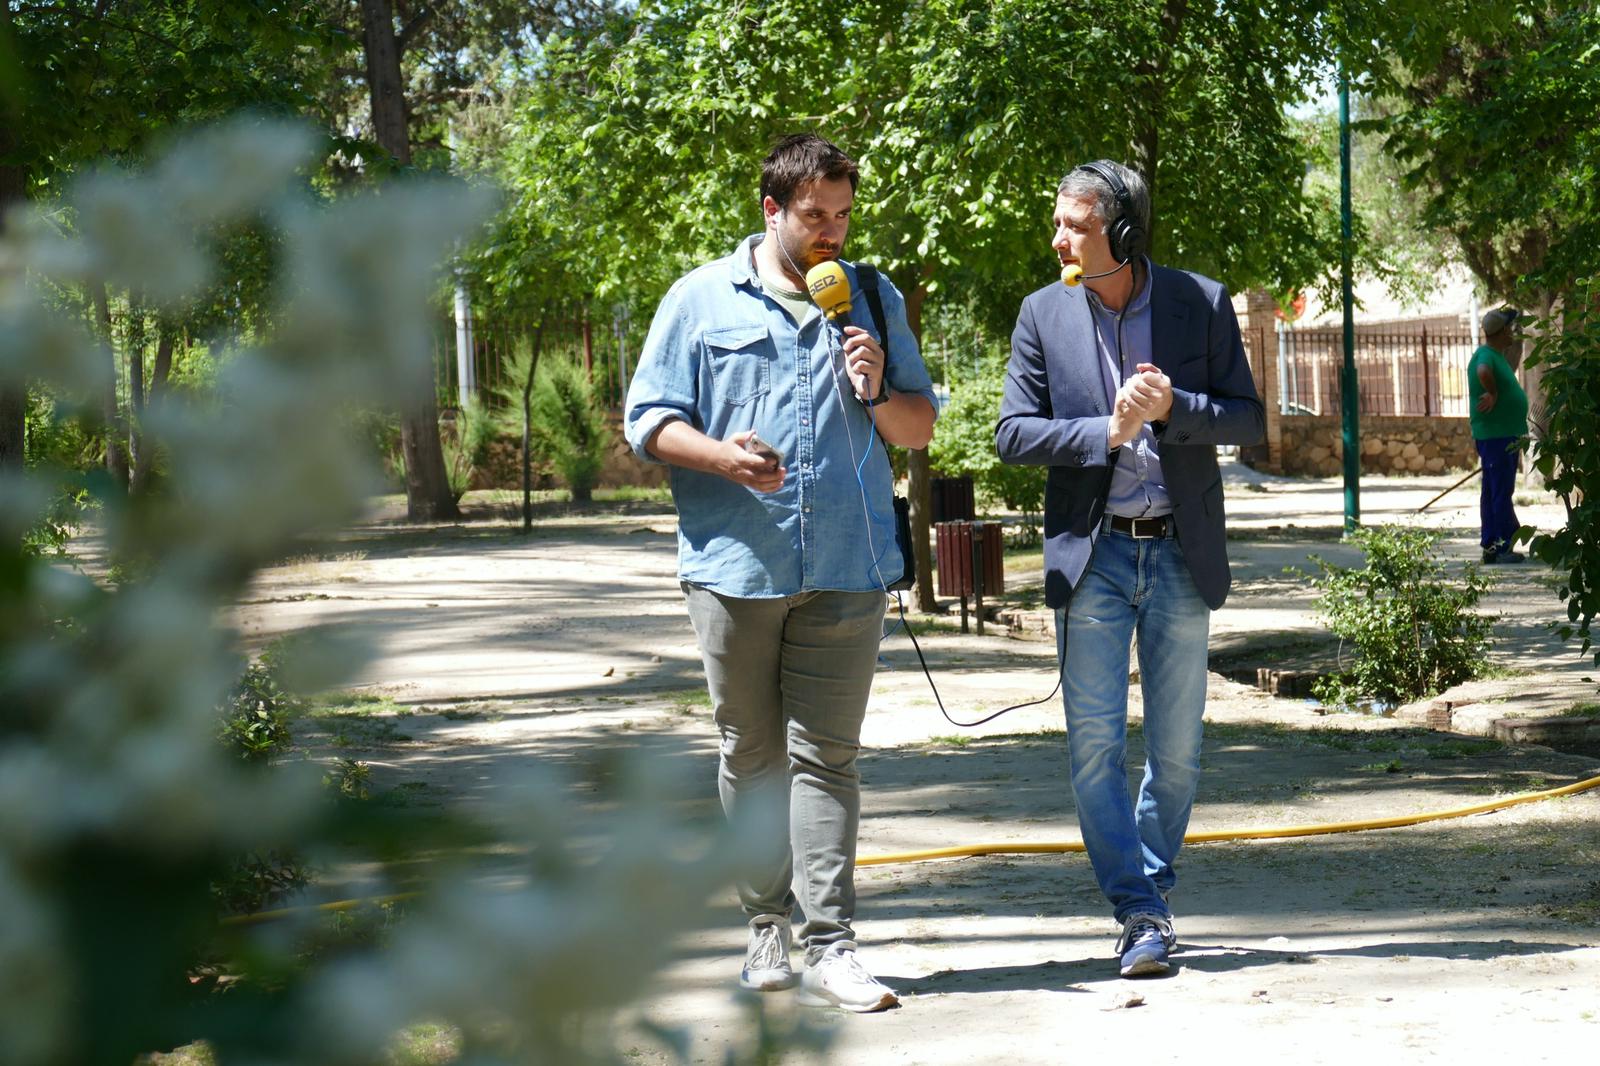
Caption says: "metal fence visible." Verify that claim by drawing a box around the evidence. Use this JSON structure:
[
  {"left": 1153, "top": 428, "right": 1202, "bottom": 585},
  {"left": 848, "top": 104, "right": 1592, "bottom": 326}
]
[
  {"left": 1243, "top": 323, "right": 1476, "bottom": 418},
  {"left": 434, "top": 305, "right": 640, "bottom": 411}
]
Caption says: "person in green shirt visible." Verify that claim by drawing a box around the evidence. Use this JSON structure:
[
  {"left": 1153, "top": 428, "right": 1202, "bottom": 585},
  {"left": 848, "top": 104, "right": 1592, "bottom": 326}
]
[{"left": 1467, "top": 307, "right": 1529, "bottom": 564}]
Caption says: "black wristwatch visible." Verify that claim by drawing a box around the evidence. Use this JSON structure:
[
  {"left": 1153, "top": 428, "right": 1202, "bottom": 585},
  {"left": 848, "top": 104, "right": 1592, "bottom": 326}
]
[{"left": 861, "top": 380, "right": 890, "bottom": 407}]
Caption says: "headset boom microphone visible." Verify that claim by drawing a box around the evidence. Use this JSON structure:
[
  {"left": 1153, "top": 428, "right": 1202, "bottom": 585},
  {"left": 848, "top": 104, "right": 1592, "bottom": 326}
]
[{"left": 1060, "top": 259, "right": 1130, "bottom": 288}]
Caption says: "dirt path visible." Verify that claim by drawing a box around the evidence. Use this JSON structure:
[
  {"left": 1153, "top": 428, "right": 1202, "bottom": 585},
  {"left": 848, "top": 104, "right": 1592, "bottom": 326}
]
[{"left": 232, "top": 465, "right": 1600, "bottom": 1064}]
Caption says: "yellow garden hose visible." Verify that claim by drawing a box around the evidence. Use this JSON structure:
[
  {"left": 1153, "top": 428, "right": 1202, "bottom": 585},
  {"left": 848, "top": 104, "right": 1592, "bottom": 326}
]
[
  {"left": 855, "top": 770, "right": 1600, "bottom": 866},
  {"left": 222, "top": 772, "right": 1600, "bottom": 926},
  {"left": 221, "top": 891, "right": 422, "bottom": 928}
]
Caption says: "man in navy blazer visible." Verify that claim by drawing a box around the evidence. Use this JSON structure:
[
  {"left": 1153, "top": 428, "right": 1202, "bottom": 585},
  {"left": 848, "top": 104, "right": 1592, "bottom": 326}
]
[{"left": 996, "top": 160, "right": 1263, "bottom": 978}]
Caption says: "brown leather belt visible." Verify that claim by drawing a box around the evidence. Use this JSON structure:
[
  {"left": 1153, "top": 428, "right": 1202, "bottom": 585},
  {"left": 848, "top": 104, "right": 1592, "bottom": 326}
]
[{"left": 1107, "top": 514, "right": 1171, "bottom": 539}]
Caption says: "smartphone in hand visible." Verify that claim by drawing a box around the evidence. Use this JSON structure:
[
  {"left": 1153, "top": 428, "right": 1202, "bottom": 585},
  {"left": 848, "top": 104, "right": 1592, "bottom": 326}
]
[{"left": 744, "top": 434, "right": 783, "bottom": 466}]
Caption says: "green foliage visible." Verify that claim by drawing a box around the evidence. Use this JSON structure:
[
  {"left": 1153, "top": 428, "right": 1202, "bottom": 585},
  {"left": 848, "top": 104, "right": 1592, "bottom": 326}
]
[
  {"left": 929, "top": 354, "right": 1042, "bottom": 518},
  {"left": 20, "top": 388, "right": 95, "bottom": 558},
  {"left": 218, "top": 658, "right": 296, "bottom": 764},
  {"left": 1, "top": 121, "right": 782, "bottom": 1066},
  {"left": 482, "top": 0, "right": 1348, "bottom": 335},
  {"left": 1527, "top": 281, "right": 1600, "bottom": 669},
  {"left": 1376, "top": 4, "right": 1600, "bottom": 301},
  {"left": 440, "top": 401, "right": 497, "bottom": 501},
  {"left": 346, "top": 407, "right": 406, "bottom": 492},
  {"left": 526, "top": 358, "right": 611, "bottom": 504},
  {"left": 324, "top": 757, "right": 374, "bottom": 801},
  {"left": 3, "top": 1, "right": 341, "bottom": 195},
  {"left": 210, "top": 849, "right": 312, "bottom": 917},
  {"left": 1301, "top": 526, "right": 1495, "bottom": 710}
]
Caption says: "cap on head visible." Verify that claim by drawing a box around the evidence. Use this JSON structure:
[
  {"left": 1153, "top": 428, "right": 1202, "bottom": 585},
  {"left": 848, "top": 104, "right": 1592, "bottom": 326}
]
[{"left": 1481, "top": 307, "right": 1522, "bottom": 337}]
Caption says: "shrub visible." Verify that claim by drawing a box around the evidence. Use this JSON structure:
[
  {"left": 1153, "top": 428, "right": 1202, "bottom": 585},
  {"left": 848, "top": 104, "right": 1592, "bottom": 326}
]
[
  {"left": 929, "top": 365, "right": 1044, "bottom": 518},
  {"left": 527, "top": 357, "right": 610, "bottom": 503},
  {"left": 21, "top": 387, "right": 95, "bottom": 558},
  {"left": 1526, "top": 284, "right": 1600, "bottom": 671},
  {"left": 439, "top": 400, "right": 496, "bottom": 501},
  {"left": 1302, "top": 525, "right": 1495, "bottom": 710},
  {"left": 218, "top": 658, "right": 296, "bottom": 763},
  {"left": 1, "top": 121, "right": 771, "bottom": 1066}
]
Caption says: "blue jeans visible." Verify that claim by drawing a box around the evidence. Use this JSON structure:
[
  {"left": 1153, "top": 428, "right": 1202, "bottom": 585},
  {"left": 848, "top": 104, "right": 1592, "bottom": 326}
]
[
  {"left": 1475, "top": 436, "right": 1521, "bottom": 553},
  {"left": 1055, "top": 528, "right": 1211, "bottom": 922},
  {"left": 682, "top": 584, "right": 886, "bottom": 961}
]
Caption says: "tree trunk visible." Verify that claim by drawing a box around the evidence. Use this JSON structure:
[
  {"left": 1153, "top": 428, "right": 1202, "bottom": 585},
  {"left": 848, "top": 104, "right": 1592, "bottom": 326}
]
[
  {"left": 124, "top": 303, "right": 149, "bottom": 488},
  {"left": 521, "top": 321, "right": 545, "bottom": 532},
  {"left": 131, "top": 324, "right": 174, "bottom": 494},
  {"left": 359, "top": 0, "right": 459, "bottom": 521},
  {"left": 93, "top": 284, "right": 129, "bottom": 487},
  {"left": 360, "top": 0, "right": 412, "bottom": 167},
  {"left": 902, "top": 268, "right": 937, "bottom": 612},
  {"left": 1130, "top": 0, "right": 1188, "bottom": 242},
  {"left": 1518, "top": 288, "right": 1560, "bottom": 489},
  {"left": 0, "top": 87, "right": 26, "bottom": 475},
  {"left": 0, "top": 386, "right": 22, "bottom": 475}
]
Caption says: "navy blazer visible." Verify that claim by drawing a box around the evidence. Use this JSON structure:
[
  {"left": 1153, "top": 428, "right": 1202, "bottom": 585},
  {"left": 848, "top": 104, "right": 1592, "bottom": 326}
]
[{"left": 995, "top": 264, "right": 1264, "bottom": 611}]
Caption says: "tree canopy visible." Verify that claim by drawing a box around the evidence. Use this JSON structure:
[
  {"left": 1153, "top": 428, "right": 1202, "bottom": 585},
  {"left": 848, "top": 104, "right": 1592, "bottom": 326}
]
[{"left": 481, "top": 0, "right": 1357, "bottom": 326}]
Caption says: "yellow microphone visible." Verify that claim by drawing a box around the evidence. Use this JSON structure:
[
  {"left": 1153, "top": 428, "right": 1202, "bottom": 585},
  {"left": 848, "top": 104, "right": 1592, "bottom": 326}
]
[
  {"left": 806, "top": 260, "right": 852, "bottom": 320},
  {"left": 1060, "top": 263, "right": 1084, "bottom": 287}
]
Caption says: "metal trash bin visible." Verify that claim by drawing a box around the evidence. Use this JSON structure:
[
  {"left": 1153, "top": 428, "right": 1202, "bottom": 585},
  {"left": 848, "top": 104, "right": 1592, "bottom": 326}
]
[{"left": 930, "top": 476, "right": 975, "bottom": 524}]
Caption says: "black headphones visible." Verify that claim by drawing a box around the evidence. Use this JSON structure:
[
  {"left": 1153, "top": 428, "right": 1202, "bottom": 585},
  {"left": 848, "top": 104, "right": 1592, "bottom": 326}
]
[{"left": 1075, "top": 160, "right": 1146, "bottom": 264}]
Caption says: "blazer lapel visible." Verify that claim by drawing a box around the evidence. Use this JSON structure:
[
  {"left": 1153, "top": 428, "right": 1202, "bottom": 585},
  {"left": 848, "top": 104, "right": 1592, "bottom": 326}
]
[{"left": 1051, "top": 285, "right": 1107, "bottom": 416}]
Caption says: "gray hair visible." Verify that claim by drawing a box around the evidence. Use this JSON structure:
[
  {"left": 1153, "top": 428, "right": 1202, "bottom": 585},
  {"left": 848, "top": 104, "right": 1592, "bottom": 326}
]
[{"left": 1057, "top": 161, "right": 1150, "bottom": 241}]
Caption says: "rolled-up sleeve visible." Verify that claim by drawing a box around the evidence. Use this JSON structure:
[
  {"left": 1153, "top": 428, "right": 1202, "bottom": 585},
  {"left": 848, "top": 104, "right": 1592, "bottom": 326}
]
[{"left": 624, "top": 283, "right": 697, "bottom": 463}]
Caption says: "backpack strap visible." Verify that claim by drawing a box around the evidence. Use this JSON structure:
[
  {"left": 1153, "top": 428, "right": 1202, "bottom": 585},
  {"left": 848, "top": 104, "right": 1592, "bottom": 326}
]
[{"left": 855, "top": 264, "right": 890, "bottom": 358}]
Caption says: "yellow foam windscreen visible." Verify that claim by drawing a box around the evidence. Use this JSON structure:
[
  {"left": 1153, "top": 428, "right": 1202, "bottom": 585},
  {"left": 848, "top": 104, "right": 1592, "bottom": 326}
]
[
  {"left": 806, "top": 261, "right": 852, "bottom": 319},
  {"left": 1060, "top": 263, "right": 1084, "bottom": 288}
]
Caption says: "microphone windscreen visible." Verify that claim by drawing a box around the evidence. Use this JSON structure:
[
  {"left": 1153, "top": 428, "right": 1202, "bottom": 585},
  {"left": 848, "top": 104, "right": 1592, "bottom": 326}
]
[
  {"left": 806, "top": 261, "right": 852, "bottom": 319},
  {"left": 1060, "top": 263, "right": 1084, "bottom": 288}
]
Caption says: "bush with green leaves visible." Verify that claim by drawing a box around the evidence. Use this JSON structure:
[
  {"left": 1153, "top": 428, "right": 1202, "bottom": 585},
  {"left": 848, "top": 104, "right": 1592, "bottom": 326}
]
[
  {"left": 218, "top": 657, "right": 297, "bottom": 763},
  {"left": 440, "top": 400, "right": 496, "bottom": 501},
  {"left": 1302, "top": 525, "right": 1495, "bottom": 710},
  {"left": 20, "top": 387, "right": 96, "bottom": 557},
  {"left": 0, "top": 120, "right": 793, "bottom": 1066},
  {"left": 521, "top": 356, "right": 610, "bottom": 504},
  {"left": 929, "top": 357, "right": 1044, "bottom": 519},
  {"left": 1526, "top": 284, "right": 1600, "bottom": 673}
]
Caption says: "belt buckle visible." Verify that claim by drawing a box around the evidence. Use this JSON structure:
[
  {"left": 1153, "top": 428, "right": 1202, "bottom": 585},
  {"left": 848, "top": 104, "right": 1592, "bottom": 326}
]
[{"left": 1130, "top": 515, "right": 1163, "bottom": 539}]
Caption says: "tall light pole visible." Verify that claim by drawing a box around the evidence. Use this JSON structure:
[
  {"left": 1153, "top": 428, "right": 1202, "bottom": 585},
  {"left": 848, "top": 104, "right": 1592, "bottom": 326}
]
[{"left": 1339, "top": 62, "right": 1360, "bottom": 531}]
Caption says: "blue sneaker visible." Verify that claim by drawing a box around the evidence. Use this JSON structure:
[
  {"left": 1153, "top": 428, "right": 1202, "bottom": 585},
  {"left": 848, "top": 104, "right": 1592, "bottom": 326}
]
[{"left": 1116, "top": 912, "right": 1176, "bottom": 977}]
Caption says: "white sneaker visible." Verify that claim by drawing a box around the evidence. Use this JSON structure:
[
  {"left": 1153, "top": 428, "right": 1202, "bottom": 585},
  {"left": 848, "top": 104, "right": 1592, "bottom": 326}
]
[
  {"left": 740, "top": 915, "right": 797, "bottom": 991},
  {"left": 797, "top": 944, "right": 898, "bottom": 1012}
]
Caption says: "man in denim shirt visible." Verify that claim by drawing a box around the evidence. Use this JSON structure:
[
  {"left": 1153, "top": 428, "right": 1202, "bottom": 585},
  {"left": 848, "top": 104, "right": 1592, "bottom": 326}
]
[{"left": 624, "top": 134, "right": 936, "bottom": 1012}]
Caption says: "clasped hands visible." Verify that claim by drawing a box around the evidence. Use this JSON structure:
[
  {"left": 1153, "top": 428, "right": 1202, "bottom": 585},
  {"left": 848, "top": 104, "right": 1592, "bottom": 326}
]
[{"left": 1108, "top": 362, "right": 1173, "bottom": 449}]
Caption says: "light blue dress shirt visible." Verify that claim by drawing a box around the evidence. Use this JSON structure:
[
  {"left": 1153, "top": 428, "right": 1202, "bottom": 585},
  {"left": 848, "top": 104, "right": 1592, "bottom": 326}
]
[
  {"left": 1085, "top": 258, "right": 1171, "bottom": 518},
  {"left": 624, "top": 236, "right": 938, "bottom": 598}
]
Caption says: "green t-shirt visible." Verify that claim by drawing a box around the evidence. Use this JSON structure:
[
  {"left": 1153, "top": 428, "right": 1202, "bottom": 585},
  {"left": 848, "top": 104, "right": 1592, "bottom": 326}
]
[{"left": 1467, "top": 344, "right": 1528, "bottom": 440}]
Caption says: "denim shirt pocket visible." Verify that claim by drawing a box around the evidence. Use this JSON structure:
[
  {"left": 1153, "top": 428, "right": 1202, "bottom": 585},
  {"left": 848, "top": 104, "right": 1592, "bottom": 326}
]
[{"left": 704, "top": 324, "right": 772, "bottom": 406}]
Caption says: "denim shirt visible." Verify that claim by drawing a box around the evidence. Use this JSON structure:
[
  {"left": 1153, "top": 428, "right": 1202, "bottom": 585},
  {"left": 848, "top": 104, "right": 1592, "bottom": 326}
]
[
  {"left": 1085, "top": 257, "right": 1171, "bottom": 518},
  {"left": 625, "top": 235, "right": 938, "bottom": 598}
]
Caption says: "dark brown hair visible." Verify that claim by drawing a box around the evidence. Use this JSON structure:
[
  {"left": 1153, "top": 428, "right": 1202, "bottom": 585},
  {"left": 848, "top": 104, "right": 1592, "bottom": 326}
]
[{"left": 759, "top": 134, "right": 859, "bottom": 208}]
